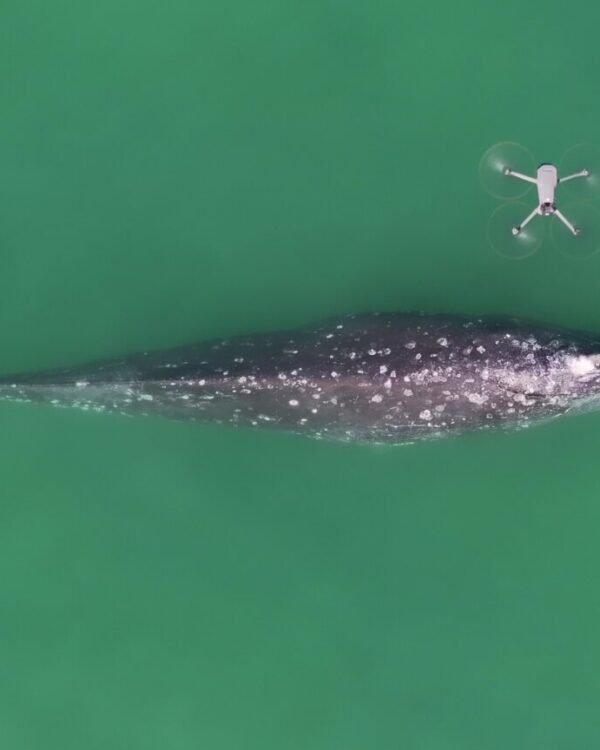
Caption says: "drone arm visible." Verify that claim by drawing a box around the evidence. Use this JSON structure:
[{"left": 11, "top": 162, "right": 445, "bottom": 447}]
[
  {"left": 505, "top": 169, "right": 537, "bottom": 184},
  {"left": 559, "top": 169, "right": 589, "bottom": 183},
  {"left": 516, "top": 206, "right": 539, "bottom": 231},
  {"left": 554, "top": 209, "right": 579, "bottom": 236}
]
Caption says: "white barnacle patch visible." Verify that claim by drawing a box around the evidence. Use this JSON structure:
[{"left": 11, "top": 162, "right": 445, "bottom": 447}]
[
  {"left": 238, "top": 376, "right": 247, "bottom": 384},
  {"left": 467, "top": 392, "right": 488, "bottom": 405},
  {"left": 331, "top": 371, "right": 340, "bottom": 378},
  {"left": 513, "top": 393, "right": 535, "bottom": 406},
  {"left": 403, "top": 388, "right": 413, "bottom": 396},
  {"left": 325, "top": 333, "right": 334, "bottom": 339},
  {"left": 476, "top": 346, "right": 486, "bottom": 354},
  {"left": 289, "top": 399, "right": 299, "bottom": 406},
  {"left": 567, "top": 355, "right": 597, "bottom": 377},
  {"left": 437, "top": 337, "right": 449, "bottom": 347},
  {"left": 199, "top": 379, "right": 206, "bottom": 386},
  {"left": 415, "top": 353, "right": 422, "bottom": 361},
  {"left": 278, "top": 372, "right": 287, "bottom": 380},
  {"left": 370, "top": 393, "right": 383, "bottom": 403},
  {"left": 384, "top": 378, "right": 392, "bottom": 389},
  {"left": 419, "top": 409, "right": 432, "bottom": 420},
  {"left": 405, "top": 341, "right": 416, "bottom": 349},
  {"left": 368, "top": 349, "right": 377, "bottom": 356},
  {"left": 139, "top": 394, "right": 154, "bottom": 402},
  {"left": 379, "top": 365, "right": 388, "bottom": 374},
  {"left": 434, "top": 404, "right": 446, "bottom": 413},
  {"left": 76, "top": 381, "right": 89, "bottom": 388}
]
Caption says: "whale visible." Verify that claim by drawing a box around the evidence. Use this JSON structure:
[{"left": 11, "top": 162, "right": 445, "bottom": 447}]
[{"left": 1, "top": 312, "right": 600, "bottom": 444}]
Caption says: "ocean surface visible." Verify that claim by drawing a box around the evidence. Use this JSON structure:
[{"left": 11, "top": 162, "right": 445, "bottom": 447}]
[{"left": 2, "top": 1, "right": 600, "bottom": 747}]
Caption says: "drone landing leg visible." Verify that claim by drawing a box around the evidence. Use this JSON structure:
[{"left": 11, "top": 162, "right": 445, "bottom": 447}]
[
  {"left": 504, "top": 168, "right": 537, "bottom": 184},
  {"left": 512, "top": 206, "right": 539, "bottom": 236},
  {"left": 559, "top": 169, "right": 589, "bottom": 183},
  {"left": 554, "top": 209, "right": 580, "bottom": 236}
]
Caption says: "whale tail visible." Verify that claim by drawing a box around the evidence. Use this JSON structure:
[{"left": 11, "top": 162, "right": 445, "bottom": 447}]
[{"left": 0, "top": 356, "right": 142, "bottom": 415}]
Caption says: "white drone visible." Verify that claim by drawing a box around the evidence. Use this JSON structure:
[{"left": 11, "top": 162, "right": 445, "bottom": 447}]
[{"left": 505, "top": 163, "right": 589, "bottom": 236}]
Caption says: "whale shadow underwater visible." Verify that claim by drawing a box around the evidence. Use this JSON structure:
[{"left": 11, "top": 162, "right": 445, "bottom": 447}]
[{"left": 1, "top": 312, "right": 600, "bottom": 445}]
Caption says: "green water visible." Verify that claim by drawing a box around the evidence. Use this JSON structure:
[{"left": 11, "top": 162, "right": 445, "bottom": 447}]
[{"left": 2, "top": 1, "right": 600, "bottom": 747}]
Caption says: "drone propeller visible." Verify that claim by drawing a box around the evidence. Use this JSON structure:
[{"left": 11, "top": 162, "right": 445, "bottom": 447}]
[
  {"left": 558, "top": 143, "right": 600, "bottom": 200},
  {"left": 479, "top": 141, "right": 536, "bottom": 199},
  {"left": 550, "top": 201, "right": 600, "bottom": 259},
  {"left": 486, "top": 201, "right": 545, "bottom": 259}
]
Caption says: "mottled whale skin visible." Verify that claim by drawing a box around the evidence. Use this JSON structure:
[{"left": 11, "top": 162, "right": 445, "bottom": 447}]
[{"left": 1, "top": 312, "right": 600, "bottom": 444}]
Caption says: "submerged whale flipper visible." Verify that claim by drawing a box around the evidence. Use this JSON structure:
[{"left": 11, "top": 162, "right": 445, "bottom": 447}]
[{"left": 1, "top": 312, "right": 599, "bottom": 444}]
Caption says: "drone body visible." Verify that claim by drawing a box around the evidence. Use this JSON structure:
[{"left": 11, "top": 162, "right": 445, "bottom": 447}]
[{"left": 505, "top": 162, "right": 588, "bottom": 236}]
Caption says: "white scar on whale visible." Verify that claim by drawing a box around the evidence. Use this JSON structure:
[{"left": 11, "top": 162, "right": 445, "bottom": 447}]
[{"left": 1, "top": 312, "right": 600, "bottom": 445}]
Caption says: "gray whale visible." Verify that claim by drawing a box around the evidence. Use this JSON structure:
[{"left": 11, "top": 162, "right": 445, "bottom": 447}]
[{"left": 1, "top": 312, "right": 600, "bottom": 444}]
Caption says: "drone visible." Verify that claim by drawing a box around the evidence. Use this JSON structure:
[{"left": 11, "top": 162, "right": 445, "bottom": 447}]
[{"left": 505, "top": 163, "right": 589, "bottom": 236}]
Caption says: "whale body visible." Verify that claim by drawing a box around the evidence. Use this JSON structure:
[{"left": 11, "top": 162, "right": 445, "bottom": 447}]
[{"left": 1, "top": 312, "right": 600, "bottom": 444}]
